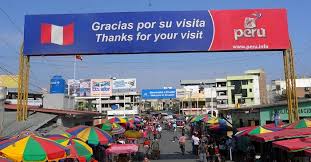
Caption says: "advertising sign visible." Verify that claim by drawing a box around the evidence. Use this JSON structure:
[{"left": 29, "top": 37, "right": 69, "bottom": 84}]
[
  {"left": 112, "top": 78, "right": 136, "bottom": 89},
  {"left": 79, "top": 79, "right": 91, "bottom": 97},
  {"left": 24, "top": 9, "right": 289, "bottom": 56},
  {"left": 67, "top": 79, "right": 80, "bottom": 96},
  {"left": 91, "top": 79, "right": 112, "bottom": 97},
  {"left": 142, "top": 89, "right": 176, "bottom": 99}
]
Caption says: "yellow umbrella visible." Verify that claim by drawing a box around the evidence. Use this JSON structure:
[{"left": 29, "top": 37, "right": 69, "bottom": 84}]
[
  {"left": 124, "top": 130, "right": 142, "bottom": 139},
  {"left": 206, "top": 117, "right": 219, "bottom": 124}
]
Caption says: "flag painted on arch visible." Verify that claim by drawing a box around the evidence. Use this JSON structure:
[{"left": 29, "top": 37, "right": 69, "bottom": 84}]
[{"left": 41, "top": 23, "right": 74, "bottom": 45}]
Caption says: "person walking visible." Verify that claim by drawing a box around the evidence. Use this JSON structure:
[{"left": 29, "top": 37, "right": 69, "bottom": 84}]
[
  {"left": 181, "top": 125, "right": 186, "bottom": 135},
  {"left": 198, "top": 142, "right": 207, "bottom": 162},
  {"left": 156, "top": 124, "right": 162, "bottom": 139},
  {"left": 179, "top": 133, "right": 187, "bottom": 155},
  {"left": 172, "top": 122, "right": 178, "bottom": 142},
  {"left": 192, "top": 133, "right": 200, "bottom": 157}
]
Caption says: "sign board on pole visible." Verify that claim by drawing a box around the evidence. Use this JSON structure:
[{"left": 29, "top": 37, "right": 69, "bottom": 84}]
[
  {"left": 67, "top": 79, "right": 80, "bottom": 96},
  {"left": 24, "top": 9, "right": 289, "bottom": 56},
  {"left": 91, "top": 79, "right": 112, "bottom": 97},
  {"left": 79, "top": 79, "right": 91, "bottom": 97},
  {"left": 142, "top": 89, "right": 176, "bottom": 99},
  {"left": 112, "top": 78, "right": 136, "bottom": 89}
]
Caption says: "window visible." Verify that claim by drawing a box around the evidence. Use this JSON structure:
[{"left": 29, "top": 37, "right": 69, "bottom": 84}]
[
  {"left": 242, "top": 89, "right": 248, "bottom": 97},
  {"left": 276, "top": 85, "right": 281, "bottom": 90},
  {"left": 249, "top": 88, "right": 253, "bottom": 92},
  {"left": 238, "top": 98, "right": 245, "bottom": 104},
  {"left": 250, "top": 80, "right": 253, "bottom": 83},
  {"left": 242, "top": 80, "right": 248, "bottom": 85}
]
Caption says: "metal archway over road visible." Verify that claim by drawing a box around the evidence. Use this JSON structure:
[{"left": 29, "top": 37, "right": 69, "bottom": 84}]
[{"left": 18, "top": 8, "right": 298, "bottom": 122}]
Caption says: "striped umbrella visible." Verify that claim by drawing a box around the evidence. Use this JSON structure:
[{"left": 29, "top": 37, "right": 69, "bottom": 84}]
[
  {"left": 109, "top": 117, "right": 127, "bottom": 124},
  {"left": 0, "top": 134, "right": 69, "bottom": 161},
  {"left": 0, "top": 156, "right": 12, "bottom": 162},
  {"left": 45, "top": 133, "right": 72, "bottom": 141},
  {"left": 66, "top": 125, "right": 113, "bottom": 146},
  {"left": 190, "top": 115, "right": 203, "bottom": 123},
  {"left": 126, "top": 122, "right": 137, "bottom": 129},
  {"left": 286, "top": 119, "right": 311, "bottom": 129},
  {"left": 110, "top": 123, "right": 126, "bottom": 135},
  {"left": 248, "top": 126, "right": 273, "bottom": 135},
  {"left": 235, "top": 126, "right": 273, "bottom": 137},
  {"left": 201, "top": 115, "right": 209, "bottom": 123},
  {"left": 55, "top": 138, "right": 93, "bottom": 162},
  {"left": 206, "top": 117, "right": 219, "bottom": 124},
  {"left": 101, "top": 123, "right": 113, "bottom": 131}
]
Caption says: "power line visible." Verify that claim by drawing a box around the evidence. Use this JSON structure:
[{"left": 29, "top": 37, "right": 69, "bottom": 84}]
[
  {"left": 0, "top": 64, "right": 45, "bottom": 93},
  {"left": 0, "top": 7, "right": 23, "bottom": 36}
]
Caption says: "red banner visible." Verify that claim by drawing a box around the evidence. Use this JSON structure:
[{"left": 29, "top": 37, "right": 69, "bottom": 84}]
[{"left": 210, "top": 9, "right": 290, "bottom": 51}]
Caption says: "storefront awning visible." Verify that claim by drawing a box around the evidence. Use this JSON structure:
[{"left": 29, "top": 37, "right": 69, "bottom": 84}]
[
  {"left": 272, "top": 137, "right": 311, "bottom": 152},
  {"left": 251, "top": 128, "right": 311, "bottom": 142},
  {"left": 304, "top": 149, "right": 311, "bottom": 156}
]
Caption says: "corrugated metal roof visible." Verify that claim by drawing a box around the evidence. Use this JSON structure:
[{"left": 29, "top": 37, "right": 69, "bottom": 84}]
[
  {"left": 1, "top": 111, "right": 57, "bottom": 137},
  {"left": 5, "top": 104, "right": 101, "bottom": 116}
]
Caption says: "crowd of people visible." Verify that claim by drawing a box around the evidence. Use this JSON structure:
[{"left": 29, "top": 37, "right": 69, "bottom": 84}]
[{"left": 109, "top": 114, "right": 237, "bottom": 162}]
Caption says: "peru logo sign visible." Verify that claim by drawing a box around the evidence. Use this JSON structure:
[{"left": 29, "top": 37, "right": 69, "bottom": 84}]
[
  {"left": 234, "top": 12, "right": 266, "bottom": 41},
  {"left": 24, "top": 9, "right": 289, "bottom": 56}
]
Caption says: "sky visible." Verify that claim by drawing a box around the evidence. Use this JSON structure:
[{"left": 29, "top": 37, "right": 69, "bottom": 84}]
[{"left": 0, "top": 0, "right": 311, "bottom": 92}]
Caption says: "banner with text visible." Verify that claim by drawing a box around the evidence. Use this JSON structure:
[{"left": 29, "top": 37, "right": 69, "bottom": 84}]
[
  {"left": 112, "top": 78, "right": 136, "bottom": 89},
  {"left": 91, "top": 79, "right": 112, "bottom": 97},
  {"left": 24, "top": 9, "right": 289, "bottom": 55},
  {"left": 142, "top": 89, "right": 177, "bottom": 99}
]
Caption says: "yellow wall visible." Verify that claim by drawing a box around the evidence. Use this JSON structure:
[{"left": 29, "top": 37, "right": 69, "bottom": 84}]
[{"left": 0, "top": 75, "right": 18, "bottom": 88}]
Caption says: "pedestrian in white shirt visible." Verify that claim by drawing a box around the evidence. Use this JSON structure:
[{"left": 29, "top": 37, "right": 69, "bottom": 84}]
[{"left": 192, "top": 133, "right": 200, "bottom": 156}]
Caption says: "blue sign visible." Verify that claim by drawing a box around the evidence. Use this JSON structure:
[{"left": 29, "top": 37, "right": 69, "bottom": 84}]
[
  {"left": 142, "top": 89, "right": 176, "bottom": 99},
  {"left": 23, "top": 11, "right": 213, "bottom": 55},
  {"left": 111, "top": 104, "right": 119, "bottom": 110}
]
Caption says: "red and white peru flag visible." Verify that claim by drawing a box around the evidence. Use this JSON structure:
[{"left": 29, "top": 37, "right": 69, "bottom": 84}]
[{"left": 41, "top": 23, "right": 74, "bottom": 45}]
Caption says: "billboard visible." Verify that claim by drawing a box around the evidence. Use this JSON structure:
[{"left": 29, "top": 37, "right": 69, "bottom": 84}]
[
  {"left": 112, "top": 78, "right": 136, "bottom": 89},
  {"left": 91, "top": 79, "right": 112, "bottom": 97},
  {"left": 67, "top": 79, "right": 79, "bottom": 96},
  {"left": 79, "top": 79, "right": 91, "bottom": 97},
  {"left": 24, "top": 9, "right": 289, "bottom": 56},
  {"left": 142, "top": 89, "right": 176, "bottom": 99}
]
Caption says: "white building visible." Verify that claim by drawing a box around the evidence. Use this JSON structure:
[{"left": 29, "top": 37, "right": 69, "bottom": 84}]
[{"left": 272, "top": 78, "right": 311, "bottom": 98}]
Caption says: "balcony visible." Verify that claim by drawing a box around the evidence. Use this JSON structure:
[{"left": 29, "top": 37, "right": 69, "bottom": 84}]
[
  {"left": 217, "top": 104, "right": 228, "bottom": 109},
  {"left": 216, "top": 86, "right": 227, "bottom": 91},
  {"left": 216, "top": 95, "right": 228, "bottom": 100}
]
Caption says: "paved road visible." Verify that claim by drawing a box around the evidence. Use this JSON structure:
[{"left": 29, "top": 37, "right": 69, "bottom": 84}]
[{"left": 151, "top": 127, "right": 197, "bottom": 162}]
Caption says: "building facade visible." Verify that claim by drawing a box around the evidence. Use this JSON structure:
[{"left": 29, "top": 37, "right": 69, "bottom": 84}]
[
  {"left": 179, "top": 80, "right": 217, "bottom": 114},
  {"left": 272, "top": 78, "right": 311, "bottom": 99},
  {"left": 180, "top": 69, "right": 267, "bottom": 111},
  {"left": 75, "top": 91, "right": 140, "bottom": 115},
  {"left": 227, "top": 69, "right": 267, "bottom": 107}
]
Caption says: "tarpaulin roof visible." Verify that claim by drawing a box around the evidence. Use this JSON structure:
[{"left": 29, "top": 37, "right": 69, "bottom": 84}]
[
  {"left": 304, "top": 149, "right": 311, "bottom": 156},
  {"left": 105, "top": 144, "right": 138, "bottom": 155},
  {"left": 272, "top": 137, "right": 311, "bottom": 152},
  {"left": 236, "top": 122, "right": 286, "bottom": 132},
  {"left": 251, "top": 128, "right": 311, "bottom": 142}
]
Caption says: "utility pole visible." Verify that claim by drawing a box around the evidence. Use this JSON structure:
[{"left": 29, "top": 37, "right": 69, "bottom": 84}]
[
  {"left": 0, "top": 87, "right": 7, "bottom": 136},
  {"left": 99, "top": 82, "right": 102, "bottom": 113},
  {"left": 211, "top": 84, "right": 214, "bottom": 117}
]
